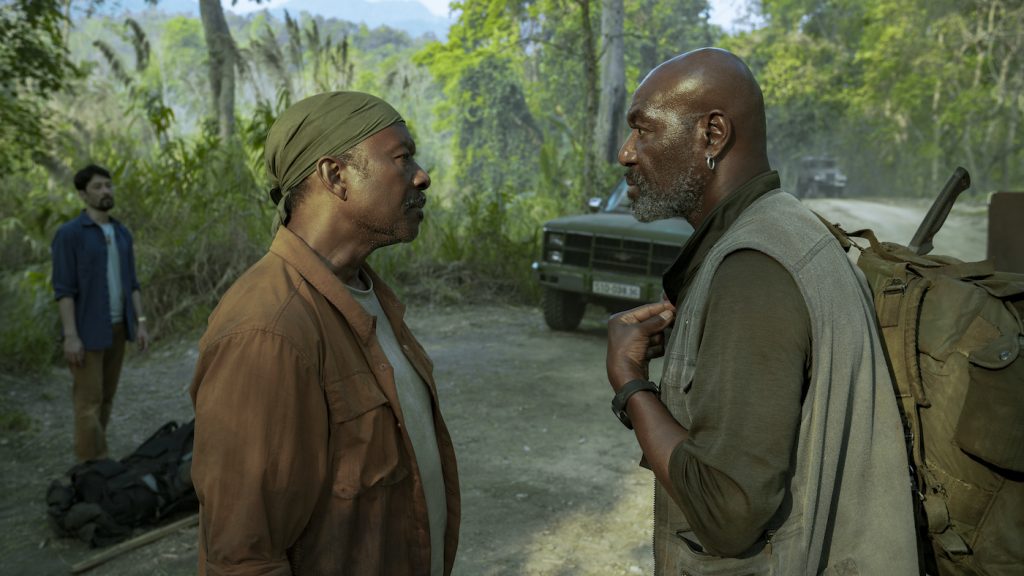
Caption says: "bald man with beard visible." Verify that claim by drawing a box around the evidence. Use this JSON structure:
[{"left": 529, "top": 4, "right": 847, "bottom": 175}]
[
  {"left": 605, "top": 49, "right": 919, "bottom": 574},
  {"left": 190, "top": 92, "right": 459, "bottom": 576}
]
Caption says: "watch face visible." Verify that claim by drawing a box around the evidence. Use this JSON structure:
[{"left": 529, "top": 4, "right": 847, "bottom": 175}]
[
  {"left": 613, "top": 406, "right": 633, "bottom": 430},
  {"left": 612, "top": 380, "right": 659, "bottom": 430}
]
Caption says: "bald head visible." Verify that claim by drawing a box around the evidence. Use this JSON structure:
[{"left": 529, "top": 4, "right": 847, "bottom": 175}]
[
  {"left": 619, "top": 48, "right": 771, "bottom": 227},
  {"left": 639, "top": 48, "right": 767, "bottom": 161}
]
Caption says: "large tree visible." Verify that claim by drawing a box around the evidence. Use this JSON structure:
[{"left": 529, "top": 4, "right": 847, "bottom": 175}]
[
  {"left": 731, "top": 0, "right": 1024, "bottom": 195},
  {"left": 198, "top": 0, "right": 237, "bottom": 139},
  {"left": 594, "top": 0, "right": 625, "bottom": 165}
]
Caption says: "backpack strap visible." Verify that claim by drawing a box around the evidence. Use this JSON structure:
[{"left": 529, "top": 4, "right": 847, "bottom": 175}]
[{"left": 812, "top": 211, "right": 854, "bottom": 251}]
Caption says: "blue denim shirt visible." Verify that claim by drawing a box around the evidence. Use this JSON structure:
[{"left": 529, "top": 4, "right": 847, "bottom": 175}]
[{"left": 52, "top": 211, "right": 141, "bottom": 350}]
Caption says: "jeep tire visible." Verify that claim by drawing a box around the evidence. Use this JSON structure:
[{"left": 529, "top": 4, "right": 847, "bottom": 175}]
[{"left": 542, "top": 287, "right": 585, "bottom": 331}]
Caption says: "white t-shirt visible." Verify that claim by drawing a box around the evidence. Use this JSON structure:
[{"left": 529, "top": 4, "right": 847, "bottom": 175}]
[{"left": 100, "top": 223, "right": 124, "bottom": 323}]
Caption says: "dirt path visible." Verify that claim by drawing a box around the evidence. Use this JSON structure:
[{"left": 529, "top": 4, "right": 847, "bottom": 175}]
[
  {"left": 804, "top": 197, "right": 989, "bottom": 262},
  {"left": 0, "top": 198, "right": 989, "bottom": 575},
  {"left": 1, "top": 306, "right": 660, "bottom": 576}
]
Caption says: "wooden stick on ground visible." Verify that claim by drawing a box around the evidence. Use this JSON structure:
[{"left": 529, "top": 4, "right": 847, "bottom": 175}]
[{"left": 70, "top": 513, "right": 199, "bottom": 574}]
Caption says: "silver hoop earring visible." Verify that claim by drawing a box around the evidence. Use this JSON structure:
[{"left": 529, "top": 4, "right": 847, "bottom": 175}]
[{"left": 706, "top": 155, "right": 716, "bottom": 171}]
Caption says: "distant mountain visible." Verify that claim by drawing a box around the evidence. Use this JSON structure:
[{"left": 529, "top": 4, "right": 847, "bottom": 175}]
[
  {"left": 92, "top": 0, "right": 199, "bottom": 16},
  {"left": 98, "top": 0, "right": 452, "bottom": 38},
  {"left": 266, "top": 0, "right": 452, "bottom": 38}
]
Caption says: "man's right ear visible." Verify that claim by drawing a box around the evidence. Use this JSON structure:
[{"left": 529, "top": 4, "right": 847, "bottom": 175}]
[{"left": 315, "top": 156, "right": 347, "bottom": 200}]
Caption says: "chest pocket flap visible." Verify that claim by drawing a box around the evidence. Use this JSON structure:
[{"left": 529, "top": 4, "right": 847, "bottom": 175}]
[{"left": 326, "top": 372, "right": 389, "bottom": 423}]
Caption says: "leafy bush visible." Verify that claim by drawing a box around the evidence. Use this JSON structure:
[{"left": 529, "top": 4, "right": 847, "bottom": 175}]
[
  {"left": 0, "top": 265, "right": 59, "bottom": 374},
  {"left": 372, "top": 183, "right": 562, "bottom": 305}
]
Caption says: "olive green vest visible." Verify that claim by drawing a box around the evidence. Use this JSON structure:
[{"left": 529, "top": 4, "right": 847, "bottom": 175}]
[{"left": 655, "top": 191, "right": 919, "bottom": 575}]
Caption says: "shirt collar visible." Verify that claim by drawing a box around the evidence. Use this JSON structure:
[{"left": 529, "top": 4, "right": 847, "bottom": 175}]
[
  {"left": 75, "top": 210, "right": 120, "bottom": 228},
  {"left": 662, "top": 170, "right": 782, "bottom": 305},
  {"left": 269, "top": 226, "right": 406, "bottom": 344}
]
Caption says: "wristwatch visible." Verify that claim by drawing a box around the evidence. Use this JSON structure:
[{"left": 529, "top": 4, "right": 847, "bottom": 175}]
[{"left": 611, "top": 379, "right": 660, "bottom": 430}]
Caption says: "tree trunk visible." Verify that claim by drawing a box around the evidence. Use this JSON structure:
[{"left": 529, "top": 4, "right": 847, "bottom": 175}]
[
  {"left": 929, "top": 78, "right": 941, "bottom": 193},
  {"left": 578, "top": 0, "right": 598, "bottom": 203},
  {"left": 198, "top": 0, "right": 236, "bottom": 139},
  {"left": 636, "top": 0, "right": 658, "bottom": 80},
  {"left": 594, "top": 0, "right": 625, "bottom": 165}
]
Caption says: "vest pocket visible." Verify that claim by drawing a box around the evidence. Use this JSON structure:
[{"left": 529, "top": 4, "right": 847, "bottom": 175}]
[
  {"left": 669, "top": 529, "right": 773, "bottom": 576},
  {"left": 325, "top": 373, "right": 409, "bottom": 499},
  {"left": 668, "top": 520, "right": 803, "bottom": 576},
  {"left": 663, "top": 351, "right": 696, "bottom": 390}
]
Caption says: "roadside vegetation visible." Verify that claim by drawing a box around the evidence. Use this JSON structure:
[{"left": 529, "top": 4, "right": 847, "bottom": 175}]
[{"left": 1, "top": 0, "right": 1021, "bottom": 374}]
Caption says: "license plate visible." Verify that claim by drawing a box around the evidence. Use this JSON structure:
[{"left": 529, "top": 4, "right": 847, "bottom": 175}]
[{"left": 592, "top": 280, "right": 641, "bottom": 300}]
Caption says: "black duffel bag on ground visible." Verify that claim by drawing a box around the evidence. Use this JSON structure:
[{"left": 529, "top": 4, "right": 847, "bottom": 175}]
[{"left": 46, "top": 419, "right": 197, "bottom": 547}]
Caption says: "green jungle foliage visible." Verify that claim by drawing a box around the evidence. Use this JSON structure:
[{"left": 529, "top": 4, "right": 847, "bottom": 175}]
[{"left": 1, "top": 0, "right": 1021, "bottom": 373}]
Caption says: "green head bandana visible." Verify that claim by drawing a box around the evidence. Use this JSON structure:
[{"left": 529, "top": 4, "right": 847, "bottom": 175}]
[{"left": 265, "top": 91, "right": 404, "bottom": 229}]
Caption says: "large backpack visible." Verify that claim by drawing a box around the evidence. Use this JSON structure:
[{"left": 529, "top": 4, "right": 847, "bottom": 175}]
[
  {"left": 821, "top": 180, "right": 1024, "bottom": 575},
  {"left": 46, "top": 419, "right": 197, "bottom": 547}
]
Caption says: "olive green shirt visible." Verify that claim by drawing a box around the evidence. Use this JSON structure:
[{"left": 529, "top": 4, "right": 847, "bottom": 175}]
[{"left": 662, "top": 171, "right": 812, "bottom": 555}]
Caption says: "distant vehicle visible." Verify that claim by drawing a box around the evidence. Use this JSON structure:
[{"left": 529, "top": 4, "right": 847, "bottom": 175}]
[
  {"left": 795, "top": 156, "right": 847, "bottom": 198},
  {"left": 531, "top": 180, "right": 694, "bottom": 331}
]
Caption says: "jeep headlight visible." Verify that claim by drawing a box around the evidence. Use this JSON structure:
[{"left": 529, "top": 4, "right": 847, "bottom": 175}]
[
  {"left": 547, "top": 233, "right": 566, "bottom": 248},
  {"left": 547, "top": 250, "right": 563, "bottom": 263}
]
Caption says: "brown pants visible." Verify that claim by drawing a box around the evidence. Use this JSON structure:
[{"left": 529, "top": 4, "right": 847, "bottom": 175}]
[{"left": 70, "top": 323, "right": 126, "bottom": 461}]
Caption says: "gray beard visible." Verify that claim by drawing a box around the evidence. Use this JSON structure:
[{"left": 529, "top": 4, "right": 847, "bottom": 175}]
[{"left": 631, "top": 168, "right": 703, "bottom": 223}]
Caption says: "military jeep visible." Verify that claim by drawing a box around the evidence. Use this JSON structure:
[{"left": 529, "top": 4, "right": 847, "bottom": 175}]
[
  {"left": 532, "top": 180, "right": 694, "bottom": 330},
  {"left": 795, "top": 156, "right": 847, "bottom": 198}
]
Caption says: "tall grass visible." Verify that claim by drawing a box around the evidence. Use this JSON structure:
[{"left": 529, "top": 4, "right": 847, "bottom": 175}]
[{"left": 0, "top": 122, "right": 272, "bottom": 373}]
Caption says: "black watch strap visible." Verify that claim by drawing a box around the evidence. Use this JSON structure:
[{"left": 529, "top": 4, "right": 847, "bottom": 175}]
[{"left": 611, "top": 379, "right": 660, "bottom": 430}]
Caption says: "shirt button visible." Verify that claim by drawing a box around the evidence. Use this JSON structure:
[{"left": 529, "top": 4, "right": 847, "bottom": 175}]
[{"left": 379, "top": 363, "right": 388, "bottom": 371}]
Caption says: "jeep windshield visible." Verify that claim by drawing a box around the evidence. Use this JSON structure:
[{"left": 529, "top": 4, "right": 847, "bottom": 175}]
[
  {"left": 801, "top": 158, "right": 838, "bottom": 169},
  {"left": 605, "top": 179, "right": 631, "bottom": 213}
]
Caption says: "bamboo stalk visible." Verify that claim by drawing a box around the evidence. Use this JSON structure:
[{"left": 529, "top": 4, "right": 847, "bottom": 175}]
[{"left": 70, "top": 513, "right": 199, "bottom": 574}]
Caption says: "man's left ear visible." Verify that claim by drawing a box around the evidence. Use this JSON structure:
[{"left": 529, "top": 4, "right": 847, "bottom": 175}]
[
  {"left": 704, "top": 111, "right": 730, "bottom": 158},
  {"left": 315, "top": 156, "right": 347, "bottom": 200}
]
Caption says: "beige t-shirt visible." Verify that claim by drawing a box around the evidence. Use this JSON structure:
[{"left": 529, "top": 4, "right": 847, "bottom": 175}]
[{"left": 349, "top": 274, "right": 447, "bottom": 576}]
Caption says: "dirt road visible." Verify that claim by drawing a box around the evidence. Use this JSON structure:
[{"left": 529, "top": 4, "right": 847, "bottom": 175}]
[
  {"left": 804, "top": 197, "right": 989, "bottom": 262},
  {"left": 0, "top": 198, "right": 989, "bottom": 575}
]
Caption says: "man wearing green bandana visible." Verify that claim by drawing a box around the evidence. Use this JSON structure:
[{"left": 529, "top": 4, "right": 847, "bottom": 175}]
[{"left": 190, "top": 92, "right": 460, "bottom": 576}]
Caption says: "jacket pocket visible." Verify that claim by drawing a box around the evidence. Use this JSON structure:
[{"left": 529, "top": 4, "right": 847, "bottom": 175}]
[{"left": 325, "top": 372, "right": 409, "bottom": 499}]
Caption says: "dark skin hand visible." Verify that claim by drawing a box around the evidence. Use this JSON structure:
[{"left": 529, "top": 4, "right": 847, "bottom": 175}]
[{"left": 607, "top": 301, "right": 689, "bottom": 488}]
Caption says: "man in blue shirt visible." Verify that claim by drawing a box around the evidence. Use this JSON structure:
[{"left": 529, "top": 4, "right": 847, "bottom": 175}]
[{"left": 52, "top": 164, "right": 149, "bottom": 461}]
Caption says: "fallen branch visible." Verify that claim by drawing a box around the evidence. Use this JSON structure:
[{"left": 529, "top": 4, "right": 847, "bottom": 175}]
[{"left": 70, "top": 513, "right": 199, "bottom": 574}]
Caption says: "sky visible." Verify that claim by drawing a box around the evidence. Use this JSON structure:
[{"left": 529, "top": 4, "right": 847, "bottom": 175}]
[
  {"left": 409, "top": 0, "right": 750, "bottom": 23},
  {"left": 223, "top": 0, "right": 755, "bottom": 31}
]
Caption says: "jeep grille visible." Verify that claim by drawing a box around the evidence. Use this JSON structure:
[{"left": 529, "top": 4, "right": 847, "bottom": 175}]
[{"left": 547, "top": 232, "right": 679, "bottom": 276}]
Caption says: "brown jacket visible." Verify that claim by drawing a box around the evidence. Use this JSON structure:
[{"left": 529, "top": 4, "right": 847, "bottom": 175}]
[{"left": 190, "top": 226, "right": 460, "bottom": 576}]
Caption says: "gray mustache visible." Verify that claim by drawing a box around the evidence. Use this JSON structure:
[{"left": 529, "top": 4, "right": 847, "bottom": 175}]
[{"left": 404, "top": 195, "right": 427, "bottom": 209}]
